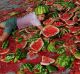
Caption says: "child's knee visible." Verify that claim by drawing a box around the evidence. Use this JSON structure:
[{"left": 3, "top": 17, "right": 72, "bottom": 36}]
[{"left": 0, "top": 37, "right": 5, "bottom": 42}]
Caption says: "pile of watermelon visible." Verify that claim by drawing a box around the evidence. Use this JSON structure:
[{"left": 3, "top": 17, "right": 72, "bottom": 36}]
[{"left": 0, "top": 0, "right": 80, "bottom": 74}]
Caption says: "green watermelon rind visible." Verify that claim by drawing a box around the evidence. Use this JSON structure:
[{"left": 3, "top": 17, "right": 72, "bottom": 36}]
[
  {"left": 41, "top": 25, "right": 59, "bottom": 37},
  {"left": 35, "top": 5, "right": 49, "bottom": 15},
  {"left": 15, "top": 38, "right": 27, "bottom": 49},
  {"left": 73, "top": 51, "right": 80, "bottom": 60},
  {"left": 40, "top": 56, "right": 55, "bottom": 66},
  {"left": 0, "top": 48, "right": 9, "bottom": 55}
]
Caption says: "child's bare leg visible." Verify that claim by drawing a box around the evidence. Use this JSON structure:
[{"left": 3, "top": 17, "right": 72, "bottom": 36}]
[
  {"left": 0, "top": 22, "right": 6, "bottom": 28},
  {"left": 0, "top": 32, "right": 9, "bottom": 42}
]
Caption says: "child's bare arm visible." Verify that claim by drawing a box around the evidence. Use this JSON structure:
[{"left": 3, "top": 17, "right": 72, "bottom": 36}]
[
  {"left": 37, "top": 25, "right": 43, "bottom": 30},
  {"left": 0, "top": 32, "right": 9, "bottom": 42}
]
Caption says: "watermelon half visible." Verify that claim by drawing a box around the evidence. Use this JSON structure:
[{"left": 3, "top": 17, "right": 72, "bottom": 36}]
[
  {"left": 59, "top": 12, "right": 73, "bottom": 21},
  {"left": 15, "top": 37, "right": 27, "bottom": 49},
  {"left": 30, "top": 38, "right": 44, "bottom": 53},
  {"left": 40, "top": 56, "right": 55, "bottom": 65},
  {"left": 41, "top": 25, "right": 59, "bottom": 37},
  {"left": 65, "top": 20, "right": 75, "bottom": 25}
]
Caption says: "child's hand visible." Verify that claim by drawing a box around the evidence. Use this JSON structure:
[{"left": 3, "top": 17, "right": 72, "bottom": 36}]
[
  {"left": 37, "top": 25, "right": 43, "bottom": 30},
  {"left": 26, "top": 7, "right": 33, "bottom": 13}
]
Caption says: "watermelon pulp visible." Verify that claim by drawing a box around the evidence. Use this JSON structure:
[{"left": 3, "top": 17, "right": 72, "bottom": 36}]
[
  {"left": 30, "top": 38, "right": 44, "bottom": 52},
  {"left": 42, "top": 25, "right": 59, "bottom": 37},
  {"left": 41, "top": 56, "right": 55, "bottom": 65}
]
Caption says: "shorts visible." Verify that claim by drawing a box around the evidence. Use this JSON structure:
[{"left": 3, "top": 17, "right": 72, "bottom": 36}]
[{"left": 4, "top": 17, "right": 17, "bottom": 34}]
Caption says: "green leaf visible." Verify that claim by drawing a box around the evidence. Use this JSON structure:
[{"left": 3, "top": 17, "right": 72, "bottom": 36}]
[
  {"left": 46, "top": 65, "right": 58, "bottom": 73},
  {"left": 47, "top": 43, "right": 56, "bottom": 52},
  {"left": 5, "top": 53, "right": 14, "bottom": 62},
  {"left": 2, "top": 40, "right": 9, "bottom": 49}
]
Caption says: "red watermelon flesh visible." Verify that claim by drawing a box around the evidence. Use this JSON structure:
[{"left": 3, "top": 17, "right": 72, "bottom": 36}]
[
  {"left": 8, "top": 37, "right": 16, "bottom": 53},
  {"left": 45, "top": 0, "right": 54, "bottom": 5},
  {"left": 0, "top": 48, "right": 9, "bottom": 55},
  {"left": 30, "top": 38, "right": 44, "bottom": 52},
  {"left": 0, "top": 36, "right": 16, "bottom": 55},
  {"left": 65, "top": 20, "right": 75, "bottom": 25},
  {"left": 59, "top": 13, "right": 72, "bottom": 21},
  {"left": 73, "top": 15, "right": 78, "bottom": 22},
  {"left": 72, "top": 60, "right": 80, "bottom": 71},
  {"left": 75, "top": 35, "right": 80, "bottom": 43},
  {"left": 26, "top": 50, "right": 39, "bottom": 60},
  {"left": 40, "top": 56, "right": 55, "bottom": 65},
  {"left": 43, "top": 18, "right": 54, "bottom": 25},
  {"left": 53, "top": 21, "right": 63, "bottom": 27},
  {"left": 0, "top": 61, "right": 21, "bottom": 74},
  {"left": 42, "top": 25, "right": 59, "bottom": 37},
  {"left": 15, "top": 38, "right": 27, "bottom": 49},
  {"left": 69, "top": 26, "right": 80, "bottom": 33}
]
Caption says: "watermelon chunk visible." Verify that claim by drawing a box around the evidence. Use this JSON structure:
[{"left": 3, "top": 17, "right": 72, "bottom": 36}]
[
  {"left": 0, "top": 48, "right": 9, "bottom": 55},
  {"left": 45, "top": 0, "right": 54, "bottom": 5},
  {"left": 53, "top": 21, "right": 63, "bottom": 27},
  {"left": 27, "top": 50, "right": 39, "bottom": 60},
  {"left": 65, "top": 20, "right": 75, "bottom": 25},
  {"left": 15, "top": 37, "right": 27, "bottom": 49},
  {"left": 43, "top": 18, "right": 54, "bottom": 25},
  {"left": 69, "top": 26, "right": 80, "bottom": 33},
  {"left": 59, "top": 12, "right": 73, "bottom": 21},
  {"left": 42, "top": 25, "right": 59, "bottom": 37},
  {"left": 30, "top": 38, "right": 44, "bottom": 53},
  {"left": 40, "top": 56, "right": 55, "bottom": 65}
]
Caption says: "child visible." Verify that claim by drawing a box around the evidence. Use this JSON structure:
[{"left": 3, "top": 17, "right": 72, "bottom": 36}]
[{"left": 0, "top": 5, "right": 49, "bottom": 42}]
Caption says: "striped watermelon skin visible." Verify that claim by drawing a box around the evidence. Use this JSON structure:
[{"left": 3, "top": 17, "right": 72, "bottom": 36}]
[{"left": 35, "top": 5, "right": 49, "bottom": 15}]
